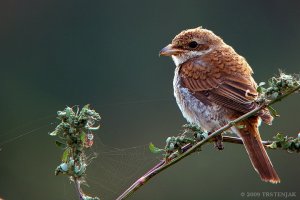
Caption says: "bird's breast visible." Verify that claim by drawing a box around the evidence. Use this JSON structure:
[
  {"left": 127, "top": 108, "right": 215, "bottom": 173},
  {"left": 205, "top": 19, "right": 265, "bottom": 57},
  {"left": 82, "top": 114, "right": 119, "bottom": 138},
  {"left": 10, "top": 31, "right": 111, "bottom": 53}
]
[{"left": 173, "top": 66, "right": 227, "bottom": 131}]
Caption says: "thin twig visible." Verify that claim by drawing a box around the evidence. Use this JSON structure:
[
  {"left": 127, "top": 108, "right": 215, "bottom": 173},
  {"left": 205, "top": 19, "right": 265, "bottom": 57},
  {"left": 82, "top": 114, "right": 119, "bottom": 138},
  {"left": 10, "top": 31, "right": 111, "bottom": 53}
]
[
  {"left": 116, "top": 85, "right": 300, "bottom": 200},
  {"left": 222, "top": 136, "right": 271, "bottom": 146},
  {"left": 74, "top": 177, "right": 84, "bottom": 200}
]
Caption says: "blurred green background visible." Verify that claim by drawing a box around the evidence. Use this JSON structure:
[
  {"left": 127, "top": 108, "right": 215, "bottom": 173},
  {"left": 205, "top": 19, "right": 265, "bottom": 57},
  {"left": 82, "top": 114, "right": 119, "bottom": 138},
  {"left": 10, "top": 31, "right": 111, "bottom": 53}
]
[{"left": 0, "top": 0, "right": 300, "bottom": 199}]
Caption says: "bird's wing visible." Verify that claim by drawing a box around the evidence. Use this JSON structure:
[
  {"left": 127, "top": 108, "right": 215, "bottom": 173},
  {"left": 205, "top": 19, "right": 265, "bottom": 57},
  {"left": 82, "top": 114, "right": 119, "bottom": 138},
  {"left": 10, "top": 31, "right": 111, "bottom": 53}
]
[{"left": 179, "top": 50, "right": 259, "bottom": 114}]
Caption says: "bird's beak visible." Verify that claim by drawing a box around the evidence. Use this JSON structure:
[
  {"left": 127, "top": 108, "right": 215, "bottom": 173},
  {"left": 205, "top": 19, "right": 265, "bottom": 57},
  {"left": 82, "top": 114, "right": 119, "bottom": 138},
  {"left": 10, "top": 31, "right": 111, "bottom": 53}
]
[{"left": 159, "top": 44, "right": 183, "bottom": 57}]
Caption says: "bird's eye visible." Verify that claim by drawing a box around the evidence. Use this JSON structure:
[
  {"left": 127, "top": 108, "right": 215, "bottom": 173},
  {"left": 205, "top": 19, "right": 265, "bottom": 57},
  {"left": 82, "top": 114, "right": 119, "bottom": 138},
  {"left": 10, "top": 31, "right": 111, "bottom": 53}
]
[{"left": 188, "top": 41, "right": 198, "bottom": 48}]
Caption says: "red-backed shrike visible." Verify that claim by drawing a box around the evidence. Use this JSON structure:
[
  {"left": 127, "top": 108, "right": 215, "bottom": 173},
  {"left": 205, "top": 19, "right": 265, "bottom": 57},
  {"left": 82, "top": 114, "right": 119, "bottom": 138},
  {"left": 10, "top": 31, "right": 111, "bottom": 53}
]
[{"left": 160, "top": 27, "right": 280, "bottom": 183}]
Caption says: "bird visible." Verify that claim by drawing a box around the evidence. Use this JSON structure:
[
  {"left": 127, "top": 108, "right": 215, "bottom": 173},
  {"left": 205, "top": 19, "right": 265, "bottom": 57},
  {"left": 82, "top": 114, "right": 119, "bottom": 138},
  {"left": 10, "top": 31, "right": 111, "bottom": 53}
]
[{"left": 159, "top": 27, "right": 280, "bottom": 183}]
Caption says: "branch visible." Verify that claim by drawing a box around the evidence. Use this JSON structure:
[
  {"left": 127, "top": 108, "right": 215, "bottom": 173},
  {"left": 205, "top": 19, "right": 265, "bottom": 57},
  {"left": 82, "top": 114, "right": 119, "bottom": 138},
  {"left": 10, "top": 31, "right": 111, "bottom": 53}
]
[{"left": 116, "top": 72, "right": 300, "bottom": 200}]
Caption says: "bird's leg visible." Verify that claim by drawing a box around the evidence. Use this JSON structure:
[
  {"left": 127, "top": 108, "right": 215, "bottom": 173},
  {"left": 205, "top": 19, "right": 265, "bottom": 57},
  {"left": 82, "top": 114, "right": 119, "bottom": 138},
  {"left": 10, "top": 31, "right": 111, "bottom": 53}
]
[
  {"left": 215, "top": 134, "right": 224, "bottom": 150},
  {"left": 208, "top": 132, "right": 224, "bottom": 150}
]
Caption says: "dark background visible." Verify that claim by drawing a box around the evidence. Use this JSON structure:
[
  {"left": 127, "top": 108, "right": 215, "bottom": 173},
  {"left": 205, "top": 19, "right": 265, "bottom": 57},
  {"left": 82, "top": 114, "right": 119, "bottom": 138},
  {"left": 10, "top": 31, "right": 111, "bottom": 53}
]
[{"left": 0, "top": 0, "right": 300, "bottom": 199}]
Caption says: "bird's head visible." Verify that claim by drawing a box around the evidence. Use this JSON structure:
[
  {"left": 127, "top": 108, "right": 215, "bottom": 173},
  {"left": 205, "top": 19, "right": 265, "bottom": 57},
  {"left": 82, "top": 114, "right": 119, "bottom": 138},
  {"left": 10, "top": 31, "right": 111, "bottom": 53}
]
[{"left": 159, "top": 27, "right": 223, "bottom": 66}]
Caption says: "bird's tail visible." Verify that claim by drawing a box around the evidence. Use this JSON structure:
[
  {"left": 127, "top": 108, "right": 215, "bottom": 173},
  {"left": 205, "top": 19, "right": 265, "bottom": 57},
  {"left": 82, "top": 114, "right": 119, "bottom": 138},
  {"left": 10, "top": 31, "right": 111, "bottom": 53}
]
[{"left": 233, "top": 117, "right": 280, "bottom": 183}]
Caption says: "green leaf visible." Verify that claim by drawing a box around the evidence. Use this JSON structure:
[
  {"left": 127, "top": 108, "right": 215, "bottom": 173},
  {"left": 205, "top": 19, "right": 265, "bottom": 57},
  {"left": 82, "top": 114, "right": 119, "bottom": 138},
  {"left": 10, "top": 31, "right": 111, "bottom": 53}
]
[
  {"left": 271, "top": 92, "right": 279, "bottom": 99},
  {"left": 82, "top": 195, "right": 100, "bottom": 200},
  {"left": 267, "top": 142, "right": 277, "bottom": 149},
  {"left": 273, "top": 133, "right": 285, "bottom": 142},
  {"left": 49, "top": 130, "right": 58, "bottom": 136},
  {"left": 267, "top": 105, "right": 280, "bottom": 117},
  {"left": 80, "top": 132, "right": 86, "bottom": 145},
  {"left": 83, "top": 104, "right": 90, "bottom": 109},
  {"left": 61, "top": 148, "right": 70, "bottom": 163},
  {"left": 149, "top": 143, "right": 163, "bottom": 154},
  {"left": 282, "top": 141, "right": 292, "bottom": 149},
  {"left": 55, "top": 140, "right": 67, "bottom": 149},
  {"left": 259, "top": 82, "right": 266, "bottom": 87},
  {"left": 257, "top": 82, "right": 266, "bottom": 94},
  {"left": 235, "top": 125, "right": 246, "bottom": 129},
  {"left": 257, "top": 86, "right": 265, "bottom": 94}
]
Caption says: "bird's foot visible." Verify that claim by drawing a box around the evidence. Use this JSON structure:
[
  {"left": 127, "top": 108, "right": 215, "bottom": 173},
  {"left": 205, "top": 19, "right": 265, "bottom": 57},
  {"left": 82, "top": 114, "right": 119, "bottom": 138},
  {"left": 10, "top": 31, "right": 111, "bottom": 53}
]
[{"left": 210, "top": 133, "right": 224, "bottom": 150}]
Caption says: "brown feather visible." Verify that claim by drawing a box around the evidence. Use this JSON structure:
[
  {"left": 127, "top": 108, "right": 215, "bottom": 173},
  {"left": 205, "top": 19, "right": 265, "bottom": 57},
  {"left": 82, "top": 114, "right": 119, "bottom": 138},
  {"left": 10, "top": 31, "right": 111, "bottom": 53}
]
[
  {"left": 179, "top": 47, "right": 272, "bottom": 123},
  {"left": 233, "top": 117, "right": 280, "bottom": 183}
]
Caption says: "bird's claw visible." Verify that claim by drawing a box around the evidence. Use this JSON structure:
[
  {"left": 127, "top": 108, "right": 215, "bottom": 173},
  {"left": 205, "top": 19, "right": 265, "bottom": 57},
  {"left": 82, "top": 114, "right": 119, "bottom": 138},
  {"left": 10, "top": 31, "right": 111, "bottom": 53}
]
[{"left": 211, "top": 134, "right": 224, "bottom": 150}]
